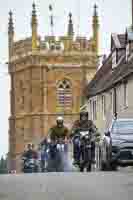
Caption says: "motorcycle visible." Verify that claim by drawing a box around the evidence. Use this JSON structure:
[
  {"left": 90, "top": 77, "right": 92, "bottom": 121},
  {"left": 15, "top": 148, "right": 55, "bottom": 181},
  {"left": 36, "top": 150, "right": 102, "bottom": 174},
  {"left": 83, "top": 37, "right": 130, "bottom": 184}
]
[
  {"left": 22, "top": 157, "right": 39, "bottom": 173},
  {"left": 73, "top": 129, "right": 94, "bottom": 172},
  {"left": 47, "top": 138, "right": 68, "bottom": 172}
]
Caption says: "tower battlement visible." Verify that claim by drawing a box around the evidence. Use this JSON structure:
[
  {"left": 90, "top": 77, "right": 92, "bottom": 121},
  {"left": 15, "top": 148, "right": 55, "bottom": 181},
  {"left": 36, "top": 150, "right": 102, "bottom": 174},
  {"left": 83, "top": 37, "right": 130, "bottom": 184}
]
[
  {"left": 8, "top": 3, "right": 99, "bottom": 62},
  {"left": 11, "top": 35, "right": 95, "bottom": 62}
]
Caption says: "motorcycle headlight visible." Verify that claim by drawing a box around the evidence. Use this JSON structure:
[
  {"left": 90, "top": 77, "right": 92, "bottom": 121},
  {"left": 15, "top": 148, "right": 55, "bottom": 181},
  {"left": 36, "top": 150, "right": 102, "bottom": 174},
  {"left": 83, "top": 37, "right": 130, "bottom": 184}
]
[
  {"left": 47, "top": 139, "right": 51, "bottom": 143},
  {"left": 85, "top": 135, "right": 90, "bottom": 140}
]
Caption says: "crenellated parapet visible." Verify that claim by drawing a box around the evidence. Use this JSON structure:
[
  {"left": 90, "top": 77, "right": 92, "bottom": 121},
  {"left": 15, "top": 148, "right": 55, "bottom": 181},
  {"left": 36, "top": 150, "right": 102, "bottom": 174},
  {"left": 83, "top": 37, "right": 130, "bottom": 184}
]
[
  {"left": 8, "top": 3, "right": 99, "bottom": 63},
  {"left": 10, "top": 36, "right": 95, "bottom": 62}
]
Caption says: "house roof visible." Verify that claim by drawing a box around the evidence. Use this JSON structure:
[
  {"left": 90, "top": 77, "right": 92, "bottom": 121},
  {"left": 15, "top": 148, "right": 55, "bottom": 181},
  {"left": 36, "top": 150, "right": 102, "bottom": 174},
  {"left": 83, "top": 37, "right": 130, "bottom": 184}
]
[{"left": 85, "top": 42, "right": 133, "bottom": 99}]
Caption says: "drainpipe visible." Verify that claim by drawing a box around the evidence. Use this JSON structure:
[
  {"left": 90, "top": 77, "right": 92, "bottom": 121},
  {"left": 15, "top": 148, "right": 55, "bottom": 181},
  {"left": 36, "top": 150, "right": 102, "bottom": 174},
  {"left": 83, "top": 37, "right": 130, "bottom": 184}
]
[{"left": 113, "top": 87, "right": 117, "bottom": 120}]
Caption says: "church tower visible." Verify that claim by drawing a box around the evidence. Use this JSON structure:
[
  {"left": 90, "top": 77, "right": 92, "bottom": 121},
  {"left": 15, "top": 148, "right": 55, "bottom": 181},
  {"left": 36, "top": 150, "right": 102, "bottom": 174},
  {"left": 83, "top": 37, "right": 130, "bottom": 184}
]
[{"left": 8, "top": 3, "right": 99, "bottom": 172}]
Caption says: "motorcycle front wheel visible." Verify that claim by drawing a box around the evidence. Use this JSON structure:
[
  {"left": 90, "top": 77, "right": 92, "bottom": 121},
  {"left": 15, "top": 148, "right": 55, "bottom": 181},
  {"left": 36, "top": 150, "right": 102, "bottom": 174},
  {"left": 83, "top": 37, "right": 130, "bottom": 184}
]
[
  {"left": 80, "top": 165, "right": 84, "bottom": 172},
  {"left": 86, "top": 162, "right": 91, "bottom": 172}
]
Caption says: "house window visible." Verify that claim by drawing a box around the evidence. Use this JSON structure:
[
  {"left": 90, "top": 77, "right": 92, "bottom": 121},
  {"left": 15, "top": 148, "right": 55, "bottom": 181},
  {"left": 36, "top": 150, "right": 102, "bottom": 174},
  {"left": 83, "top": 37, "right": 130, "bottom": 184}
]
[
  {"left": 124, "top": 82, "right": 128, "bottom": 108},
  {"left": 109, "top": 91, "right": 113, "bottom": 113},
  {"left": 92, "top": 99, "right": 97, "bottom": 120},
  {"left": 89, "top": 100, "right": 93, "bottom": 120},
  {"left": 56, "top": 79, "right": 72, "bottom": 112},
  {"left": 102, "top": 95, "right": 106, "bottom": 119}
]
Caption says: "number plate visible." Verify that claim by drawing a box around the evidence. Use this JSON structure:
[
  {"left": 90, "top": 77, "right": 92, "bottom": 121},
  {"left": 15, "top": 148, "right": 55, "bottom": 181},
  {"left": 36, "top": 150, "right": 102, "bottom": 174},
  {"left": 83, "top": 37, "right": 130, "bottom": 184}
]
[
  {"left": 86, "top": 145, "right": 91, "bottom": 148},
  {"left": 80, "top": 131, "right": 89, "bottom": 136}
]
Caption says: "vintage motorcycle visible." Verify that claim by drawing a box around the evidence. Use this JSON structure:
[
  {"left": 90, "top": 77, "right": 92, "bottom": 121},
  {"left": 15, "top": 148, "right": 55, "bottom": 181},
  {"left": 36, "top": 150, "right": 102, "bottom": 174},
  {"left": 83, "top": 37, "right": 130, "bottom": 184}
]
[
  {"left": 73, "top": 128, "right": 94, "bottom": 172},
  {"left": 47, "top": 138, "right": 68, "bottom": 172},
  {"left": 22, "top": 157, "right": 39, "bottom": 173}
]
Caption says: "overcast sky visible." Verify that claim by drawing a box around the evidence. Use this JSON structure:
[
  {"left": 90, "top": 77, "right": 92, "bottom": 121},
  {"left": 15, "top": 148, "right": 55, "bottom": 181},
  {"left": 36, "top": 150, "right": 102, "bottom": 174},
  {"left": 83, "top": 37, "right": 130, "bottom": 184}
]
[{"left": 0, "top": 0, "right": 132, "bottom": 157}]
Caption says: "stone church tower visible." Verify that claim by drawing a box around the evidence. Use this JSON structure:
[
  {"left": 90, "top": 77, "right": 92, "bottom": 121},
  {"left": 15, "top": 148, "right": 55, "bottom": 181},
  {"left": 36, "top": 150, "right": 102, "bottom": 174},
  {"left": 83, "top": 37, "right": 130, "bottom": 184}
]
[{"left": 8, "top": 3, "right": 99, "bottom": 172}]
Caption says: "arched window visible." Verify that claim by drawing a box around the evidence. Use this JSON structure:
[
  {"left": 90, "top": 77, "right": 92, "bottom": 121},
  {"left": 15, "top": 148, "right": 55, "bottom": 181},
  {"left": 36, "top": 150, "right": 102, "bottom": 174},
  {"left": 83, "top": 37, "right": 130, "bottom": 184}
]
[{"left": 57, "top": 79, "right": 72, "bottom": 112}]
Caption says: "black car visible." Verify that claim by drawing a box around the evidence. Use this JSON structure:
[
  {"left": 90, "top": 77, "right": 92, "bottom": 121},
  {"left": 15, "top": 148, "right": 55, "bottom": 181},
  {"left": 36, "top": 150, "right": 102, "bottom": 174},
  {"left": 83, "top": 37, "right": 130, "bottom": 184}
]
[{"left": 99, "top": 119, "right": 133, "bottom": 170}]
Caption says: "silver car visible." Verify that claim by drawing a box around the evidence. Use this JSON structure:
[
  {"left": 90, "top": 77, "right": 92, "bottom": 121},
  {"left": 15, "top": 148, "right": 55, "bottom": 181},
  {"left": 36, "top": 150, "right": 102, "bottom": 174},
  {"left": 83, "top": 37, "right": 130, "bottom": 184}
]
[{"left": 99, "top": 119, "right": 133, "bottom": 171}]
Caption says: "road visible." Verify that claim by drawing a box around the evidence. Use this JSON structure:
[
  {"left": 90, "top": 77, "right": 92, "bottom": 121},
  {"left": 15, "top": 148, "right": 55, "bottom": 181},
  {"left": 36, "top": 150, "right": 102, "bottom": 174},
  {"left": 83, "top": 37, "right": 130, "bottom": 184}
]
[{"left": 0, "top": 169, "right": 133, "bottom": 200}]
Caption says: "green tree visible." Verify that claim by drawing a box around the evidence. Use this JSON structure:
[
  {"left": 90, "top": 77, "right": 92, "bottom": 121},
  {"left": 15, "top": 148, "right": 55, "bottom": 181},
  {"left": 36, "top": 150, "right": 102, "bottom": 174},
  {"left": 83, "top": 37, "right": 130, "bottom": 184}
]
[{"left": 0, "top": 156, "right": 8, "bottom": 174}]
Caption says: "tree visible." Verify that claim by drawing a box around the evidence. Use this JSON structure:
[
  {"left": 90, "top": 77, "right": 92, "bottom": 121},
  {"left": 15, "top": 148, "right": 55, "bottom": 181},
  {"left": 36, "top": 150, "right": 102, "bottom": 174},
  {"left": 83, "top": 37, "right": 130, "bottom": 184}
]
[{"left": 0, "top": 156, "right": 8, "bottom": 174}]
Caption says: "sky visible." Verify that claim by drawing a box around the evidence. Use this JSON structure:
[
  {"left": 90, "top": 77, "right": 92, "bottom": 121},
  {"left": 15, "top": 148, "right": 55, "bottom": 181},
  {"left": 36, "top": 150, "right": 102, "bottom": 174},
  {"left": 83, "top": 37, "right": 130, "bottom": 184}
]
[{"left": 0, "top": 0, "right": 131, "bottom": 157}]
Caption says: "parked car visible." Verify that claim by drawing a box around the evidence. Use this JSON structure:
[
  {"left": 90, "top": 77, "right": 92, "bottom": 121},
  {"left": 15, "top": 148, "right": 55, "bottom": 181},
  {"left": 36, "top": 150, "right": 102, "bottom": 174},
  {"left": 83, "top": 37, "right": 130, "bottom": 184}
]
[{"left": 99, "top": 118, "right": 133, "bottom": 171}]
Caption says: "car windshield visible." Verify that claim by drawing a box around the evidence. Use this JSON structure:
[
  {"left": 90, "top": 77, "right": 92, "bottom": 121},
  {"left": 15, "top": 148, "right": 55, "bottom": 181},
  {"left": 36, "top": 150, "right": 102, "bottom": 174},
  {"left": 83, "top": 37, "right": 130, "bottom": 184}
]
[{"left": 112, "top": 120, "right": 133, "bottom": 134}]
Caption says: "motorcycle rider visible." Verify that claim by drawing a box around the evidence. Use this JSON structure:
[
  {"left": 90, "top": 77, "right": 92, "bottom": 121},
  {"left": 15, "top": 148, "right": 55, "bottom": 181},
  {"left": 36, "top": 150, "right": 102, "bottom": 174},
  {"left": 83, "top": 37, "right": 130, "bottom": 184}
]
[
  {"left": 71, "top": 111, "right": 98, "bottom": 165},
  {"left": 48, "top": 116, "right": 69, "bottom": 143},
  {"left": 22, "top": 143, "right": 37, "bottom": 159},
  {"left": 47, "top": 116, "right": 69, "bottom": 171}
]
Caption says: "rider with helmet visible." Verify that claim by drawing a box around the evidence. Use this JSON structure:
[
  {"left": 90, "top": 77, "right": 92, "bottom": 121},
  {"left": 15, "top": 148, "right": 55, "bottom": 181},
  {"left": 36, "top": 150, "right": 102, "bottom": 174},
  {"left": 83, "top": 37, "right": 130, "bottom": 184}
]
[
  {"left": 22, "top": 143, "right": 38, "bottom": 160},
  {"left": 71, "top": 111, "right": 98, "bottom": 165},
  {"left": 46, "top": 116, "right": 69, "bottom": 171},
  {"left": 48, "top": 116, "right": 69, "bottom": 142}
]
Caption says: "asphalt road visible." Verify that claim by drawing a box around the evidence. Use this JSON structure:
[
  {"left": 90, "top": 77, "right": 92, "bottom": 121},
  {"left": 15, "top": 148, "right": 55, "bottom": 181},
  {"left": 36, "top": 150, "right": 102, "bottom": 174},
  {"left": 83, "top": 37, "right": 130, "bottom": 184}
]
[{"left": 0, "top": 170, "right": 133, "bottom": 200}]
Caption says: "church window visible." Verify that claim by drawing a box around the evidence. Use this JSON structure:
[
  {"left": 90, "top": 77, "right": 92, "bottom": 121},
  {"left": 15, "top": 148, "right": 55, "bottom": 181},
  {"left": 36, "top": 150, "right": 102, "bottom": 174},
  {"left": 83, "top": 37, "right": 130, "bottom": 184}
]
[{"left": 56, "top": 79, "right": 72, "bottom": 112}]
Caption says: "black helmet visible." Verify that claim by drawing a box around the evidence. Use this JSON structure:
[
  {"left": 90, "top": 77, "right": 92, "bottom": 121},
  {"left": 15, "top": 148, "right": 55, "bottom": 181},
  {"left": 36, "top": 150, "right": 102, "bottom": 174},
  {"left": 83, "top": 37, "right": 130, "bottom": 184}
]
[{"left": 80, "top": 111, "right": 88, "bottom": 121}]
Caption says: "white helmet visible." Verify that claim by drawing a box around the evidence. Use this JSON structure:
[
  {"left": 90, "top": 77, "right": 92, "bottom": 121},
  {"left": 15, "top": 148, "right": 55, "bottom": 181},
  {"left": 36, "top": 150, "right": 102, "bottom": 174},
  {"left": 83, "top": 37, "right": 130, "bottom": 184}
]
[{"left": 56, "top": 116, "right": 64, "bottom": 122}]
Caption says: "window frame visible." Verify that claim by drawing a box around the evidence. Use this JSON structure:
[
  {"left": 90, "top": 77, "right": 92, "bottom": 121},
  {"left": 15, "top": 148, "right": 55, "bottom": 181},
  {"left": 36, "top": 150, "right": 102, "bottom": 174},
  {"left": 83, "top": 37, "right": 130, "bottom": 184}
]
[
  {"left": 56, "top": 79, "right": 72, "bottom": 112},
  {"left": 92, "top": 99, "right": 97, "bottom": 121}
]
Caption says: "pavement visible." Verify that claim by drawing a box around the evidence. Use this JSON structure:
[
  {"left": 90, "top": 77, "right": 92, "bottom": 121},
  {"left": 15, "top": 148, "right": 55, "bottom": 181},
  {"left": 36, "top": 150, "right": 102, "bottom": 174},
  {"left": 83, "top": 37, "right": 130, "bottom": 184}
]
[{"left": 0, "top": 169, "right": 133, "bottom": 200}]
